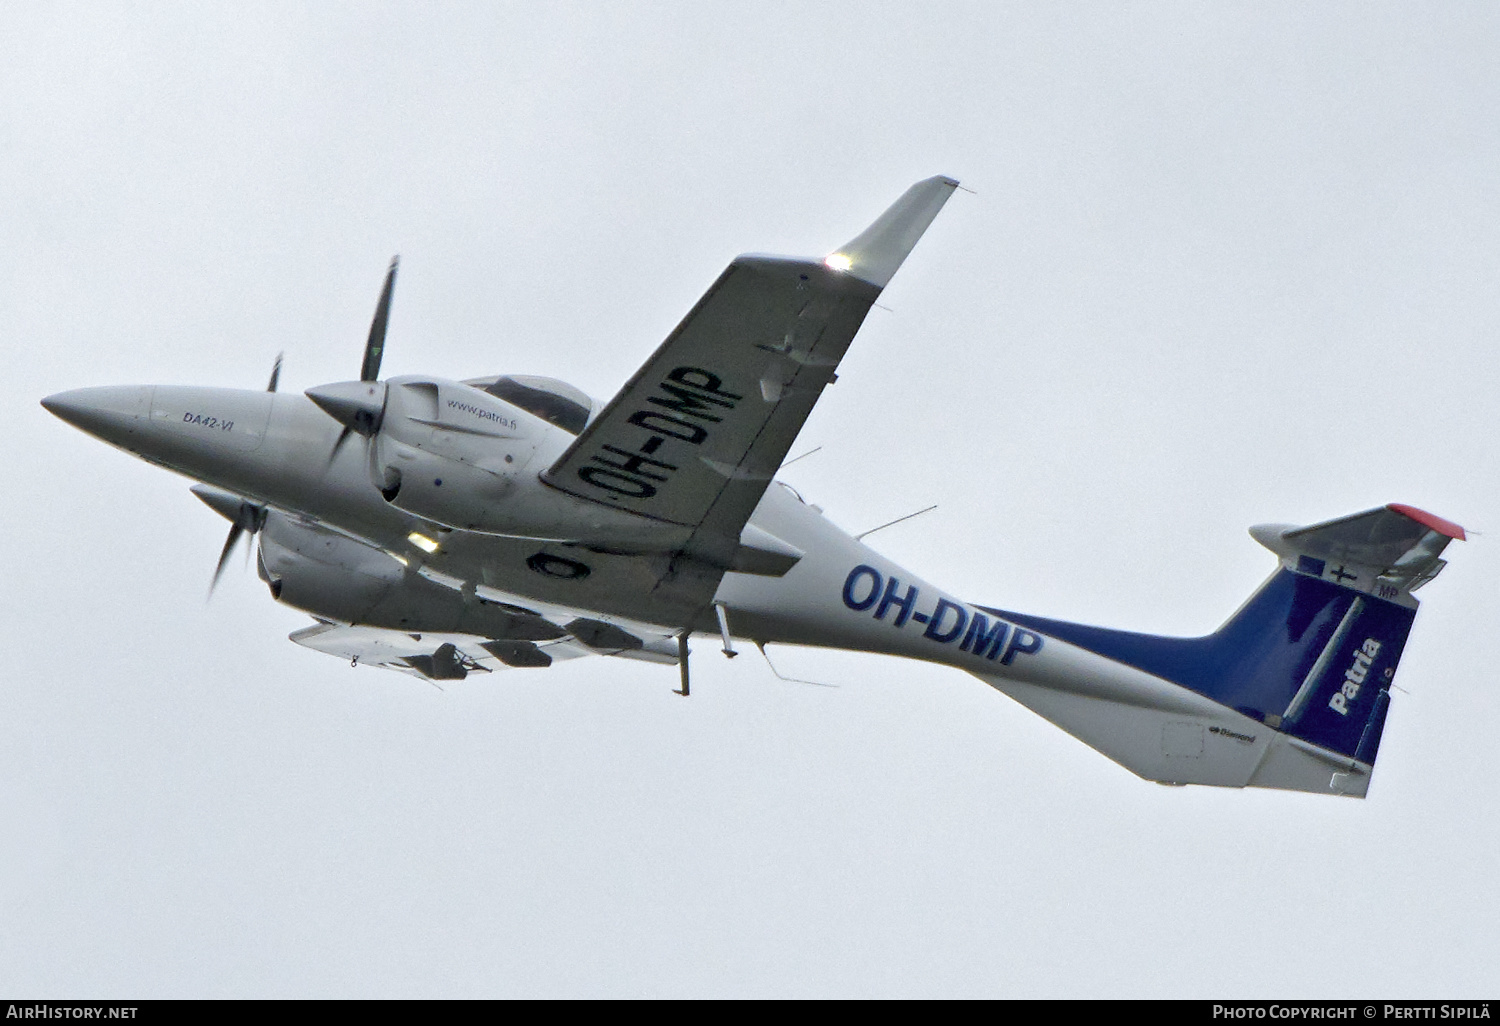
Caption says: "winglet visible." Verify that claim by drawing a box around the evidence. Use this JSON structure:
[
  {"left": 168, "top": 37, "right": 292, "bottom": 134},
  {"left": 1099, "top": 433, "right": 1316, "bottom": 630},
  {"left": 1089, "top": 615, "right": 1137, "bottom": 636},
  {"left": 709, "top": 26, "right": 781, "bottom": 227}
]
[{"left": 824, "top": 175, "right": 959, "bottom": 288}]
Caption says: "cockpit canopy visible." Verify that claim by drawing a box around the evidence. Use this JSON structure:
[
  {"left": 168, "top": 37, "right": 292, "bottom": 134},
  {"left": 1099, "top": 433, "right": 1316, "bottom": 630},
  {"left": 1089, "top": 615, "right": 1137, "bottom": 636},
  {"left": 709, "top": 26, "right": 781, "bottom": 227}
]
[{"left": 463, "top": 374, "right": 596, "bottom": 435}]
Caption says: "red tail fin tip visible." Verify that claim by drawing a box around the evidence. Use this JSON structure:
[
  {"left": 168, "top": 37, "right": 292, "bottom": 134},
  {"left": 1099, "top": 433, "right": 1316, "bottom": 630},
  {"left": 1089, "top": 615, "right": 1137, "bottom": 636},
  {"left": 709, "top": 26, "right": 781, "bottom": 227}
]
[{"left": 1386, "top": 504, "right": 1466, "bottom": 542}]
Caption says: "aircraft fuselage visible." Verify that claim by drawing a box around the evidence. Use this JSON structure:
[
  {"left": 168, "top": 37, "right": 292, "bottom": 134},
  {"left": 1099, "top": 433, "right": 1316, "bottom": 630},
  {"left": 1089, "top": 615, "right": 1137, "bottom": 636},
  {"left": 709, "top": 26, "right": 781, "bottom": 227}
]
[{"left": 42, "top": 380, "right": 1049, "bottom": 677}]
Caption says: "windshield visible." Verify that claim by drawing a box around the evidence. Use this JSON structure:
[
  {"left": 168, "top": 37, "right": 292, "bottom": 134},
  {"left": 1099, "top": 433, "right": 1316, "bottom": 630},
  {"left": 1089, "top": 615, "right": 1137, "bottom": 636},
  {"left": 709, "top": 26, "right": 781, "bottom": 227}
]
[{"left": 468, "top": 375, "right": 594, "bottom": 435}]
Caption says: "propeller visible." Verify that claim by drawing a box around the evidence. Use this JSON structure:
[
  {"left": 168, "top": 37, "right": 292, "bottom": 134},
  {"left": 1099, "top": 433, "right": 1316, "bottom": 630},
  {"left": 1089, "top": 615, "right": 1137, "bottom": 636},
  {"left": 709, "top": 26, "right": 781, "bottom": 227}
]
[
  {"left": 199, "top": 252, "right": 399, "bottom": 598},
  {"left": 308, "top": 257, "right": 400, "bottom": 464},
  {"left": 199, "top": 352, "right": 282, "bottom": 597},
  {"left": 195, "top": 485, "right": 268, "bottom": 597},
  {"left": 362, "top": 256, "right": 398, "bottom": 382}
]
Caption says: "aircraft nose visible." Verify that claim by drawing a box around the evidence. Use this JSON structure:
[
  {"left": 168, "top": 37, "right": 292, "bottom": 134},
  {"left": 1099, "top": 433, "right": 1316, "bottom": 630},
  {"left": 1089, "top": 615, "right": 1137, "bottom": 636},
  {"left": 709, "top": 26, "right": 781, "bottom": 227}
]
[{"left": 41, "top": 385, "right": 153, "bottom": 445}]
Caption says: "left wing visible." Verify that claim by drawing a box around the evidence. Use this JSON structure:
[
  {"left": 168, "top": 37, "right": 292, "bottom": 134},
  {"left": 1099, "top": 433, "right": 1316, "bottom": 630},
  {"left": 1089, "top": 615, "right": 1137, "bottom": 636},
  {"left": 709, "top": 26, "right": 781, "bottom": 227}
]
[
  {"left": 542, "top": 175, "right": 958, "bottom": 585},
  {"left": 291, "top": 621, "right": 680, "bottom": 682}
]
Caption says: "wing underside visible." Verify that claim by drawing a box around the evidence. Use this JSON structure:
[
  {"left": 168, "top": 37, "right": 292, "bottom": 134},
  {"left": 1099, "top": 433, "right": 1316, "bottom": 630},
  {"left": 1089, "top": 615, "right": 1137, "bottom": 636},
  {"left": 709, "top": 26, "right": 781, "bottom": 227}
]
[{"left": 291, "top": 620, "right": 681, "bottom": 682}]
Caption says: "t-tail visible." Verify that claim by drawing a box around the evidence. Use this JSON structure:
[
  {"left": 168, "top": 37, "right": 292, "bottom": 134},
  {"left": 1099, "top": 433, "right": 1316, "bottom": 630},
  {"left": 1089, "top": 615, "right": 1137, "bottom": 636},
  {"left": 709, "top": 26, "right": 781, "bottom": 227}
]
[{"left": 973, "top": 504, "right": 1464, "bottom": 797}]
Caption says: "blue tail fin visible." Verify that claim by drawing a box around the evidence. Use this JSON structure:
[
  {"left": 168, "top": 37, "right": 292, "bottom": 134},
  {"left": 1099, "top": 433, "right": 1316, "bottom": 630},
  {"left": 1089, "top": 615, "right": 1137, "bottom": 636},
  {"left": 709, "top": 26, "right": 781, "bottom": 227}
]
[{"left": 977, "top": 504, "right": 1463, "bottom": 793}]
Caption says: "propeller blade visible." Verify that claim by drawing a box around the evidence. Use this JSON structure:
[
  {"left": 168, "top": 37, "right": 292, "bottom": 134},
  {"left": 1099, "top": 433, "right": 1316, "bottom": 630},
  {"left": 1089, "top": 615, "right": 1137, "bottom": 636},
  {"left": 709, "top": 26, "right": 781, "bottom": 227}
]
[
  {"left": 210, "top": 523, "right": 245, "bottom": 597},
  {"left": 266, "top": 352, "right": 283, "bottom": 393},
  {"left": 327, "top": 423, "right": 356, "bottom": 467},
  {"left": 361, "top": 257, "right": 399, "bottom": 382},
  {"left": 194, "top": 486, "right": 268, "bottom": 598}
]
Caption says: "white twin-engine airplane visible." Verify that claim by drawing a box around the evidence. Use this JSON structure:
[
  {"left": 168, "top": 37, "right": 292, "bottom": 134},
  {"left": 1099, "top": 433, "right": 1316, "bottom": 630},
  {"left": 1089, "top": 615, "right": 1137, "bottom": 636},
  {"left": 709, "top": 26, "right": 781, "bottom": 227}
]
[{"left": 44, "top": 176, "right": 1465, "bottom": 798}]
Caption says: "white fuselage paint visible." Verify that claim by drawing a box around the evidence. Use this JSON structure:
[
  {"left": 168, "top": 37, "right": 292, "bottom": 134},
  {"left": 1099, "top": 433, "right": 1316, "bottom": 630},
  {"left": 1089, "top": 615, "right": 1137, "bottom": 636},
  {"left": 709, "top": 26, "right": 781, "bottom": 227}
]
[{"left": 44, "top": 379, "right": 1378, "bottom": 795}]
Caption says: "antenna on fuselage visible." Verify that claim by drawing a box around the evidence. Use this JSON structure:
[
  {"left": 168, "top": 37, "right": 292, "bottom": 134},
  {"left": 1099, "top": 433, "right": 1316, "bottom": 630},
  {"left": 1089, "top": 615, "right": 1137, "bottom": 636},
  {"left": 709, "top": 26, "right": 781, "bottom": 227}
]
[
  {"left": 755, "top": 643, "right": 837, "bottom": 689},
  {"left": 854, "top": 504, "right": 938, "bottom": 542},
  {"left": 780, "top": 445, "right": 822, "bottom": 469}
]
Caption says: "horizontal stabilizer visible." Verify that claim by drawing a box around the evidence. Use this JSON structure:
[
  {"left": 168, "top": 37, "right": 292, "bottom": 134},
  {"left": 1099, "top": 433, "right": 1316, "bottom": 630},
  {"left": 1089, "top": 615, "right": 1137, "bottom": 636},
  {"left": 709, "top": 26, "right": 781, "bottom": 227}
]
[{"left": 1250, "top": 503, "right": 1464, "bottom": 599}]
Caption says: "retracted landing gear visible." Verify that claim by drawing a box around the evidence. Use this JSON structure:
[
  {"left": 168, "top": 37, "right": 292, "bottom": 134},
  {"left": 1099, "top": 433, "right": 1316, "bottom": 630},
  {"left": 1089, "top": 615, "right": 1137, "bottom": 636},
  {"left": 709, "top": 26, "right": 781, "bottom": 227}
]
[
  {"left": 675, "top": 605, "right": 739, "bottom": 697},
  {"left": 675, "top": 632, "right": 690, "bottom": 697},
  {"left": 715, "top": 602, "right": 737, "bottom": 659}
]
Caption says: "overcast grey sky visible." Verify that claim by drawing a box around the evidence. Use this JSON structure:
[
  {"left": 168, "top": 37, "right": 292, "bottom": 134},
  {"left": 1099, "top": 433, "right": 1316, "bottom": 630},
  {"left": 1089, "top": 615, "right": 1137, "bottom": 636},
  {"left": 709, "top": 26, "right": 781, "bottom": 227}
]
[{"left": 4, "top": 2, "right": 1499, "bottom": 998}]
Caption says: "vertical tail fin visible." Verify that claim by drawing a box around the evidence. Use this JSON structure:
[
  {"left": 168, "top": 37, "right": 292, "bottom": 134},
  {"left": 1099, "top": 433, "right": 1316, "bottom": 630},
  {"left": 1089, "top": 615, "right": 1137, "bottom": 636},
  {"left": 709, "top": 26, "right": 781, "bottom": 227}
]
[
  {"left": 977, "top": 505, "right": 1463, "bottom": 796},
  {"left": 1246, "top": 504, "right": 1464, "bottom": 761}
]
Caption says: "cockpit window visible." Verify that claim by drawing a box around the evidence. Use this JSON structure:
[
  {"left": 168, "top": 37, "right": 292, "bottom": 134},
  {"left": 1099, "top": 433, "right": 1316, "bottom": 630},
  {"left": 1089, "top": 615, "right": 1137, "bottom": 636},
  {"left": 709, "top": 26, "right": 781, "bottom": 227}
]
[{"left": 478, "top": 375, "right": 593, "bottom": 435}]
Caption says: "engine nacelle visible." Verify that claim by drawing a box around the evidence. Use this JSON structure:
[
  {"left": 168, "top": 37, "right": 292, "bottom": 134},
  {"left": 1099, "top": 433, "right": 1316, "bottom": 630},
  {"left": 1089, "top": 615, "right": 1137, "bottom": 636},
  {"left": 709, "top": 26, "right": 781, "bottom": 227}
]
[
  {"left": 372, "top": 377, "right": 541, "bottom": 532},
  {"left": 367, "top": 377, "right": 671, "bottom": 549},
  {"left": 257, "top": 512, "right": 569, "bottom": 639},
  {"left": 257, "top": 513, "right": 406, "bottom": 624},
  {"left": 309, "top": 374, "right": 676, "bottom": 549}
]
